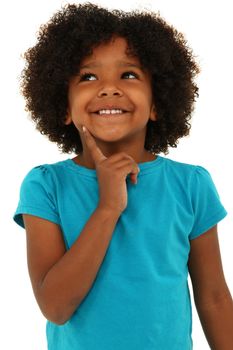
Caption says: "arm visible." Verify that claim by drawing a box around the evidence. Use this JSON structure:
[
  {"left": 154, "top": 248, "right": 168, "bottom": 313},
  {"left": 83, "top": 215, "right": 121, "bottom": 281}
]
[
  {"left": 23, "top": 206, "right": 120, "bottom": 325},
  {"left": 23, "top": 125, "right": 139, "bottom": 327},
  {"left": 188, "top": 225, "right": 233, "bottom": 349}
]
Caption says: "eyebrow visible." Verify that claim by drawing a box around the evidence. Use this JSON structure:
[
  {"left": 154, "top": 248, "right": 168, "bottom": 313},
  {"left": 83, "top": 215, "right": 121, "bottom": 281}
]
[{"left": 79, "top": 61, "right": 144, "bottom": 70}]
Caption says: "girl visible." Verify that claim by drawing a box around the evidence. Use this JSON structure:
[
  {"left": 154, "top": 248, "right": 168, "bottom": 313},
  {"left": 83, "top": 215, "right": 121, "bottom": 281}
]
[{"left": 14, "top": 3, "right": 233, "bottom": 349}]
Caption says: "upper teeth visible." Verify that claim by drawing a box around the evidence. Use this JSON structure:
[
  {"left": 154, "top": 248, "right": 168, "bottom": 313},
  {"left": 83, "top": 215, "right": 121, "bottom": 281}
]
[{"left": 98, "top": 109, "right": 124, "bottom": 115}]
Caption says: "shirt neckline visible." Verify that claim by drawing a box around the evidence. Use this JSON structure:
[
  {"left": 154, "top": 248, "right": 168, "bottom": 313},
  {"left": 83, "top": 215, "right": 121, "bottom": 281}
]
[{"left": 65, "top": 155, "right": 164, "bottom": 178}]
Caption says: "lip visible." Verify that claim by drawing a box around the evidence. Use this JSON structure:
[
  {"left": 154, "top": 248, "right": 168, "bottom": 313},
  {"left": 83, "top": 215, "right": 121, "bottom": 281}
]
[
  {"left": 91, "top": 105, "right": 130, "bottom": 113},
  {"left": 90, "top": 111, "right": 130, "bottom": 121},
  {"left": 92, "top": 111, "right": 129, "bottom": 119}
]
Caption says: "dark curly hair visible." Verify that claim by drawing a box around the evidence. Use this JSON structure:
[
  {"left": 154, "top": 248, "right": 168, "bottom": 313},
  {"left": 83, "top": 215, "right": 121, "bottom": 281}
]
[{"left": 20, "top": 2, "right": 200, "bottom": 155}]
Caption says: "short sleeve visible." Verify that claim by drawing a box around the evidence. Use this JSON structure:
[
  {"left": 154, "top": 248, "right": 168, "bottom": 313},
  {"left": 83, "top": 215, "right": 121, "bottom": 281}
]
[
  {"left": 189, "top": 166, "right": 227, "bottom": 240},
  {"left": 13, "top": 165, "right": 60, "bottom": 229}
]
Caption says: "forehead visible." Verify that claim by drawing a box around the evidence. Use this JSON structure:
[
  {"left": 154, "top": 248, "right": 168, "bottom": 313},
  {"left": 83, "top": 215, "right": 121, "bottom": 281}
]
[{"left": 80, "top": 37, "right": 141, "bottom": 67}]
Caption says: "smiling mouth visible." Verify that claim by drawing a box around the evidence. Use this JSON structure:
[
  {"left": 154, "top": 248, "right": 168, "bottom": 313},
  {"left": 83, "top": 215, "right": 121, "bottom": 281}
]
[{"left": 92, "top": 110, "right": 129, "bottom": 117}]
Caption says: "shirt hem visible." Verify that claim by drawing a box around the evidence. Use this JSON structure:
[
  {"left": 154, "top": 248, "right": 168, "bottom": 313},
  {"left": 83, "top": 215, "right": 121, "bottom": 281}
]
[{"left": 13, "top": 205, "right": 60, "bottom": 228}]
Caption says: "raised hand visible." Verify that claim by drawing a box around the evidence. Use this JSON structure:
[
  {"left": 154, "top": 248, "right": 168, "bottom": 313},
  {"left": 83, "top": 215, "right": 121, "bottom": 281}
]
[{"left": 82, "top": 126, "right": 140, "bottom": 214}]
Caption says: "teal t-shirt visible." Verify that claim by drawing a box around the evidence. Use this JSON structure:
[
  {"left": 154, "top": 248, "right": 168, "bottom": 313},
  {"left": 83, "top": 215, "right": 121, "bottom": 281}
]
[{"left": 13, "top": 155, "right": 227, "bottom": 350}]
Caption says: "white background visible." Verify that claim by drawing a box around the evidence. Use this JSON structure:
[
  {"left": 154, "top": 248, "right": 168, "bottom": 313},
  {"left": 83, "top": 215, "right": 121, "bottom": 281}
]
[{"left": 0, "top": 0, "right": 232, "bottom": 349}]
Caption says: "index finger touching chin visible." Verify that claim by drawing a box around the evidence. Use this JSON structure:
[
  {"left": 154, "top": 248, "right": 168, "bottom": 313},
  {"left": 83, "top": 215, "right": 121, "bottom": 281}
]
[{"left": 82, "top": 126, "right": 107, "bottom": 164}]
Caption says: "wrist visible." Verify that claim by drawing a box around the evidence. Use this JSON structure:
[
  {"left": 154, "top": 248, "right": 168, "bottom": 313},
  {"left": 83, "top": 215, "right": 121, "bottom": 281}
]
[{"left": 96, "top": 205, "right": 122, "bottom": 219}]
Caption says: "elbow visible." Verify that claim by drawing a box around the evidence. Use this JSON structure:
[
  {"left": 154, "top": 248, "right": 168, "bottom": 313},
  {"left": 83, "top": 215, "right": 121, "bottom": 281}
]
[
  {"left": 194, "top": 286, "right": 232, "bottom": 312},
  {"left": 41, "top": 305, "right": 71, "bottom": 325},
  {"left": 36, "top": 285, "right": 83, "bottom": 325},
  {"left": 46, "top": 312, "right": 69, "bottom": 326},
  {"left": 39, "top": 297, "right": 82, "bottom": 325}
]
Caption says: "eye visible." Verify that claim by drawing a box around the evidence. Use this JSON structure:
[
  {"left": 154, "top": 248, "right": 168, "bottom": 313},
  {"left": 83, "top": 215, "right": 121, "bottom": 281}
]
[
  {"left": 78, "top": 70, "right": 139, "bottom": 82},
  {"left": 79, "top": 72, "right": 97, "bottom": 81},
  {"left": 122, "top": 71, "right": 139, "bottom": 79}
]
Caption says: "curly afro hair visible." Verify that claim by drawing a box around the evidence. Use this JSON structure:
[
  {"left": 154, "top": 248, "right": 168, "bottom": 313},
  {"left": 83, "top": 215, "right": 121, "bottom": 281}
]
[{"left": 20, "top": 2, "right": 200, "bottom": 155}]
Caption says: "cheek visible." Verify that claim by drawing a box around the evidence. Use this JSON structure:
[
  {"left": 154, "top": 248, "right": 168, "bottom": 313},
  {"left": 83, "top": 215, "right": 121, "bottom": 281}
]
[
  {"left": 135, "top": 92, "right": 153, "bottom": 111},
  {"left": 129, "top": 84, "right": 152, "bottom": 101},
  {"left": 71, "top": 88, "right": 93, "bottom": 110},
  {"left": 68, "top": 94, "right": 83, "bottom": 115}
]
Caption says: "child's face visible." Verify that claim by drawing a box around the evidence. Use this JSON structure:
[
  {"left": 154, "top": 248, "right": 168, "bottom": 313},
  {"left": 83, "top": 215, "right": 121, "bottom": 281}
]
[{"left": 66, "top": 36, "right": 156, "bottom": 147}]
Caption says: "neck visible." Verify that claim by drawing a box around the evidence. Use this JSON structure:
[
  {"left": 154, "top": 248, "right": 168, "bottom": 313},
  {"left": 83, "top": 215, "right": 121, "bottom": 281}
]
[
  {"left": 73, "top": 149, "right": 156, "bottom": 169},
  {"left": 75, "top": 128, "right": 156, "bottom": 169}
]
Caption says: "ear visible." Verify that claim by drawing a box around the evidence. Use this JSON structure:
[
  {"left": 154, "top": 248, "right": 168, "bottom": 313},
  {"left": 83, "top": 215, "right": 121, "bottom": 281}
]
[
  {"left": 149, "top": 104, "right": 157, "bottom": 122},
  {"left": 64, "top": 110, "right": 72, "bottom": 125}
]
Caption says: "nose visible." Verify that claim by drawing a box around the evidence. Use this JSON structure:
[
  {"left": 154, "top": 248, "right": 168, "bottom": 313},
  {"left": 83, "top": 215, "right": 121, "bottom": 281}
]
[{"left": 97, "top": 84, "right": 123, "bottom": 98}]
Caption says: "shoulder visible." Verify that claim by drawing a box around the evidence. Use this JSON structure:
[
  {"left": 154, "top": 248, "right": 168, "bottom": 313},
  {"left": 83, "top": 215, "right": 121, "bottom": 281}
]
[
  {"left": 22, "top": 159, "right": 70, "bottom": 181},
  {"left": 19, "top": 159, "right": 72, "bottom": 197},
  {"left": 14, "top": 161, "right": 69, "bottom": 228},
  {"left": 161, "top": 157, "right": 219, "bottom": 197},
  {"left": 163, "top": 156, "right": 203, "bottom": 171},
  {"left": 162, "top": 156, "right": 210, "bottom": 181}
]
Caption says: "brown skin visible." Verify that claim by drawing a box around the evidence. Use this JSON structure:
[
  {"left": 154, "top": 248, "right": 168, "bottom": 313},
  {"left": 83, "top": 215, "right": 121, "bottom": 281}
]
[
  {"left": 24, "top": 127, "right": 233, "bottom": 347},
  {"left": 23, "top": 208, "right": 121, "bottom": 325},
  {"left": 23, "top": 36, "right": 233, "bottom": 346},
  {"left": 65, "top": 36, "right": 157, "bottom": 169},
  {"left": 23, "top": 122, "right": 145, "bottom": 325},
  {"left": 188, "top": 225, "right": 233, "bottom": 349}
]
